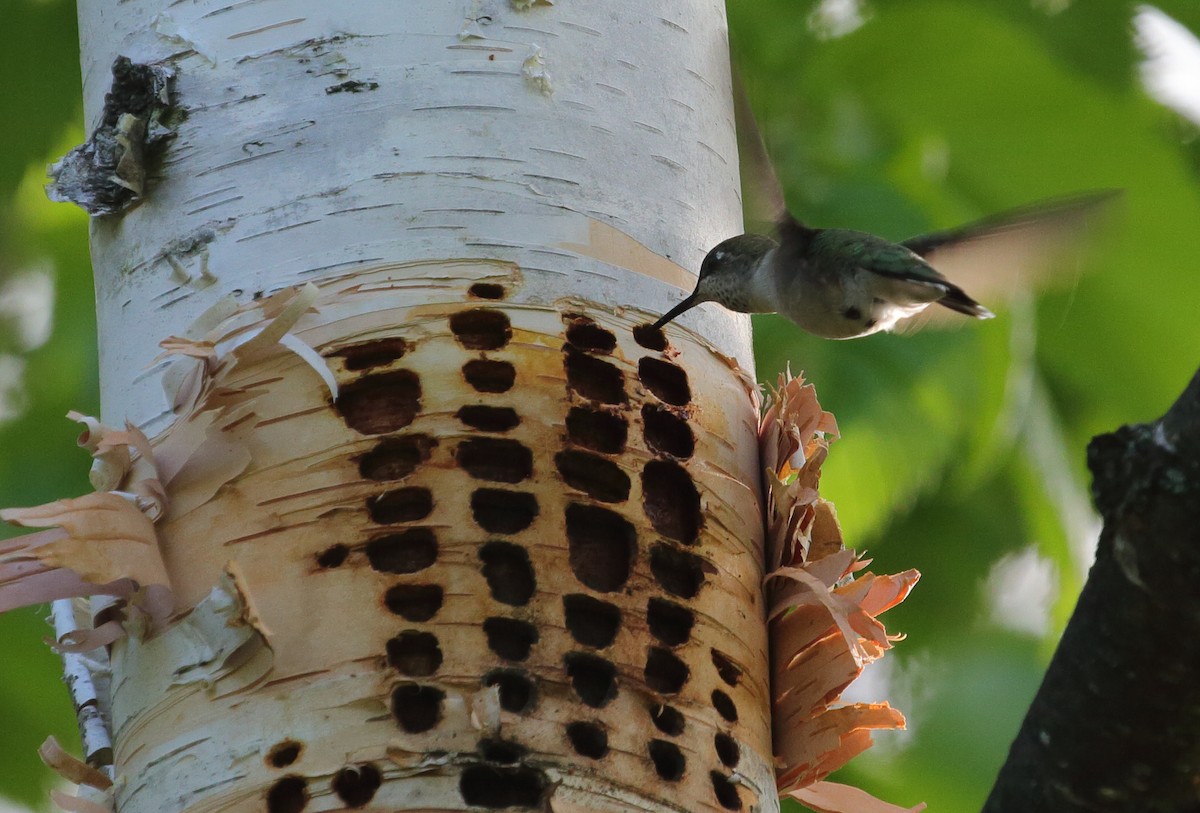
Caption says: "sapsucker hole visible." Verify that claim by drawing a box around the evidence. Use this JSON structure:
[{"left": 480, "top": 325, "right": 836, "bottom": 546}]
[
  {"left": 564, "top": 652, "right": 618, "bottom": 708},
  {"left": 266, "top": 740, "right": 303, "bottom": 768},
  {"left": 366, "top": 529, "right": 437, "bottom": 573},
  {"left": 390, "top": 683, "right": 444, "bottom": 733},
  {"left": 266, "top": 776, "right": 308, "bottom": 813},
  {"left": 483, "top": 617, "right": 538, "bottom": 661},
  {"left": 711, "top": 649, "right": 742, "bottom": 686},
  {"left": 715, "top": 733, "right": 740, "bottom": 768},
  {"left": 335, "top": 337, "right": 408, "bottom": 371},
  {"left": 457, "top": 404, "right": 520, "bottom": 432},
  {"left": 478, "top": 738, "right": 527, "bottom": 764},
  {"left": 564, "top": 314, "right": 617, "bottom": 354},
  {"left": 646, "top": 598, "right": 694, "bottom": 647},
  {"left": 368, "top": 486, "right": 433, "bottom": 524},
  {"left": 450, "top": 308, "right": 512, "bottom": 350},
  {"left": 642, "top": 460, "right": 701, "bottom": 544},
  {"left": 641, "top": 404, "right": 695, "bottom": 459},
  {"left": 469, "top": 282, "right": 506, "bottom": 299},
  {"left": 457, "top": 437, "right": 533, "bottom": 483},
  {"left": 644, "top": 647, "right": 689, "bottom": 694},
  {"left": 564, "top": 347, "right": 627, "bottom": 404},
  {"left": 649, "top": 543, "right": 706, "bottom": 599},
  {"left": 478, "top": 541, "right": 536, "bottom": 606},
  {"left": 463, "top": 359, "right": 516, "bottom": 393},
  {"left": 358, "top": 434, "right": 437, "bottom": 481},
  {"left": 337, "top": 370, "right": 422, "bottom": 434},
  {"left": 484, "top": 669, "right": 536, "bottom": 713},
  {"left": 711, "top": 689, "right": 738, "bottom": 722},
  {"left": 459, "top": 765, "right": 547, "bottom": 809},
  {"left": 315, "top": 544, "right": 348, "bottom": 569},
  {"left": 650, "top": 704, "right": 685, "bottom": 736},
  {"left": 648, "top": 740, "right": 686, "bottom": 781},
  {"left": 566, "top": 503, "right": 636, "bottom": 592},
  {"left": 633, "top": 323, "right": 668, "bottom": 351},
  {"left": 565, "top": 406, "right": 627, "bottom": 454},
  {"left": 383, "top": 584, "right": 443, "bottom": 621},
  {"left": 555, "top": 450, "right": 630, "bottom": 503},
  {"left": 472, "top": 489, "right": 539, "bottom": 534},
  {"left": 332, "top": 763, "right": 382, "bottom": 808},
  {"left": 638, "top": 357, "right": 690, "bottom": 405},
  {"left": 711, "top": 772, "right": 743, "bottom": 810},
  {"left": 566, "top": 721, "right": 608, "bottom": 759},
  {"left": 562, "top": 594, "right": 621, "bottom": 649},
  {"left": 386, "top": 630, "right": 443, "bottom": 676}
]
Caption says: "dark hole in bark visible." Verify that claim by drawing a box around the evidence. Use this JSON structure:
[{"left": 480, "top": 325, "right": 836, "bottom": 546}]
[
  {"left": 469, "top": 282, "right": 506, "bottom": 299},
  {"left": 649, "top": 543, "right": 706, "bottom": 599},
  {"left": 450, "top": 308, "right": 511, "bottom": 350},
  {"left": 390, "top": 683, "right": 444, "bottom": 733},
  {"left": 566, "top": 503, "right": 635, "bottom": 592},
  {"left": 484, "top": 669, "right": 536, "bottom": 713},
  {"left": 647, "top": 598, "right": 694, "bottom": 647},
  {"left": 266, "top": 740, "right": 302, "bottom": 768},
  {"left": 332, "top": 763, "right": 382, "bottom": 808},
  {"left": 648, "top": 740, "right": 686, "bottom": 781},
  {"left": 472, "top": 489, "right": 538, "bottom": 534},
  {"left": 564, "top": 315, "right": 617, "bottom": 354},
  {"left": 457, "top": 437, "right": 533, "bottom": 483},
  {"left": 478, "top": 738, "right": 527, "bottom": 764},
  {"left": 711, "top": 649, "right": 742, "bottom": 686},
  {"left": 386, "top": 630, "right": 443, "bottom": 676},
  {"left": 368, "top": 486, "right": 433, "bottom": 524},
  {"left": 315, "top": 544, "right": 348, "bottom": 569},
  {"left": 383, "top": 584, "right": 443, "bottom": 621},
  {"left": 715, "top": 733, "right": 740, "bottom": 768},
  {"left": 564, "top": 347, "right": 627, "bottom": 404},
  {"left": 633, "top": 323, "right": 667, "bottom": 351},
  {"left": 463, "top": 359, "right": 516, "bottom": 393},
  {"left": 642, "top": 404, "right": 694, "bottom": 459},
  {"left": 562, "top": 594, "right": 621, "bottom": 649},
  {"left": 642, "top": 460, "right": 701, "bottom": 544},
  {"left": 478, "top": 541, "right": 536, "bottom": 606},
  {"left": 711, "top": 689, "right": 738, "bottom": 722},
  {"left": 266, "top": 776, "right": 308, "bottom": 813},
  {"left": 358, "top": 434, "right": 436, "bottom": 481},
  {"left": 650, "top": 704, "right": 685, "bottom": 736},
  {"left": 555, "top": 450, "right": 630, "bottom": 503},
  {"left": 338, "top": 370, "right": 422, "bottom": 434},
  {"left": 711, "top": 772, "right": 743, "bottom": 810},
  {"left": 483, "top": 617, "right": 538, "bottom": 661},
  {"left": 564, "top": 652, "right": 618, "bottom": 708},
  {"left": 566, "top": 721, "right": 608, "bottom": 759},
  {"left": 638, "top": 357, "right": 690, "bottom": 406},
  {"left": 566, "top": 406, "right": 627, "bottom": 454},
  {"left": 457, "top": 404, "right": 519, "bottom": 432},
  {"left": 335, "top": 337, "right": 408, "bottom": 371},
  {"left": 644, "top": 647, "right": 689, "bottom": 694},
  {"left": 365, "top": 529, "right": 437, "bottom": 574},
  {"left": 459, "top": 765, "right": 547, "bottom": 809}
]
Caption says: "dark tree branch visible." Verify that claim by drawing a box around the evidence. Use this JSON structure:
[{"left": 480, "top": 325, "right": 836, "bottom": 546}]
[{"left": 983, "top": 366, "right": 1200, "bottom": 812}]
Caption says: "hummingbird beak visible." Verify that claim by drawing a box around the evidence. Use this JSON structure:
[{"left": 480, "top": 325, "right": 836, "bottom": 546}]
[{"left": 651, "top": 291, "right": 702, "bottom": 330}]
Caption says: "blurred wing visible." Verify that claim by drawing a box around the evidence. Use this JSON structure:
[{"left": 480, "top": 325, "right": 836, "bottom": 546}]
[
  {"left": 732, "top": 61, "right": 787, "bottom": 234},
  {"left": 894, "top": 190, "right": 1120, "bottom": 332}
]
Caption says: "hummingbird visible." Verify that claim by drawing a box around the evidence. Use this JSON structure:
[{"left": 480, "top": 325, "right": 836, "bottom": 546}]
[{"left": 651, "top": 192, "right": 1116, "bottom": 339}]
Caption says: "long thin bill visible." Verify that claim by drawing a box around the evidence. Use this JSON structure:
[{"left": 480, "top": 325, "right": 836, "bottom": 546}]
[{"left": 650, "top": 293, "right": 701, "bottom": 330}]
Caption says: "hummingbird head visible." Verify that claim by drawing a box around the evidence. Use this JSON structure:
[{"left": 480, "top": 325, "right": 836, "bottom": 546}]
[{"left": 651, "top": 233, "right": 778, "bottom": 329}]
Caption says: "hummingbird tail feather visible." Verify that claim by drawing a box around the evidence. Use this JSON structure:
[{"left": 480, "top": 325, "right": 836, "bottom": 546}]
[{"left": 938, "top": 286, "right": 994, "bottom": 319}]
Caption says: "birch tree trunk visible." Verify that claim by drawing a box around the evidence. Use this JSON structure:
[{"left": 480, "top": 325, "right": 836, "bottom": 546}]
[{"left": 72, "top": 1, "right": 774, "bottom": 811}]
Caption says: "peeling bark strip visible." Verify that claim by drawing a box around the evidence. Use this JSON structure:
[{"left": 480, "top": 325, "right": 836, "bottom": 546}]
[
  {"left": 46, "top": 57, "right": 175, "bottom": 216},
  {"left": 985, "top": 367, "right": 1200, "bottom": 813}
]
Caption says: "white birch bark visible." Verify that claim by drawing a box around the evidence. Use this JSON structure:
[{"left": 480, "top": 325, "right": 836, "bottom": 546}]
[{"left": 74, "top": 2, "right": 772, "bottom": 812}]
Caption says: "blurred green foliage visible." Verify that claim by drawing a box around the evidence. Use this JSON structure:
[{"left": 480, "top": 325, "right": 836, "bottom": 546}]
[{"left": 0, "top": 0, "right": 1197, "bottom": 809}]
